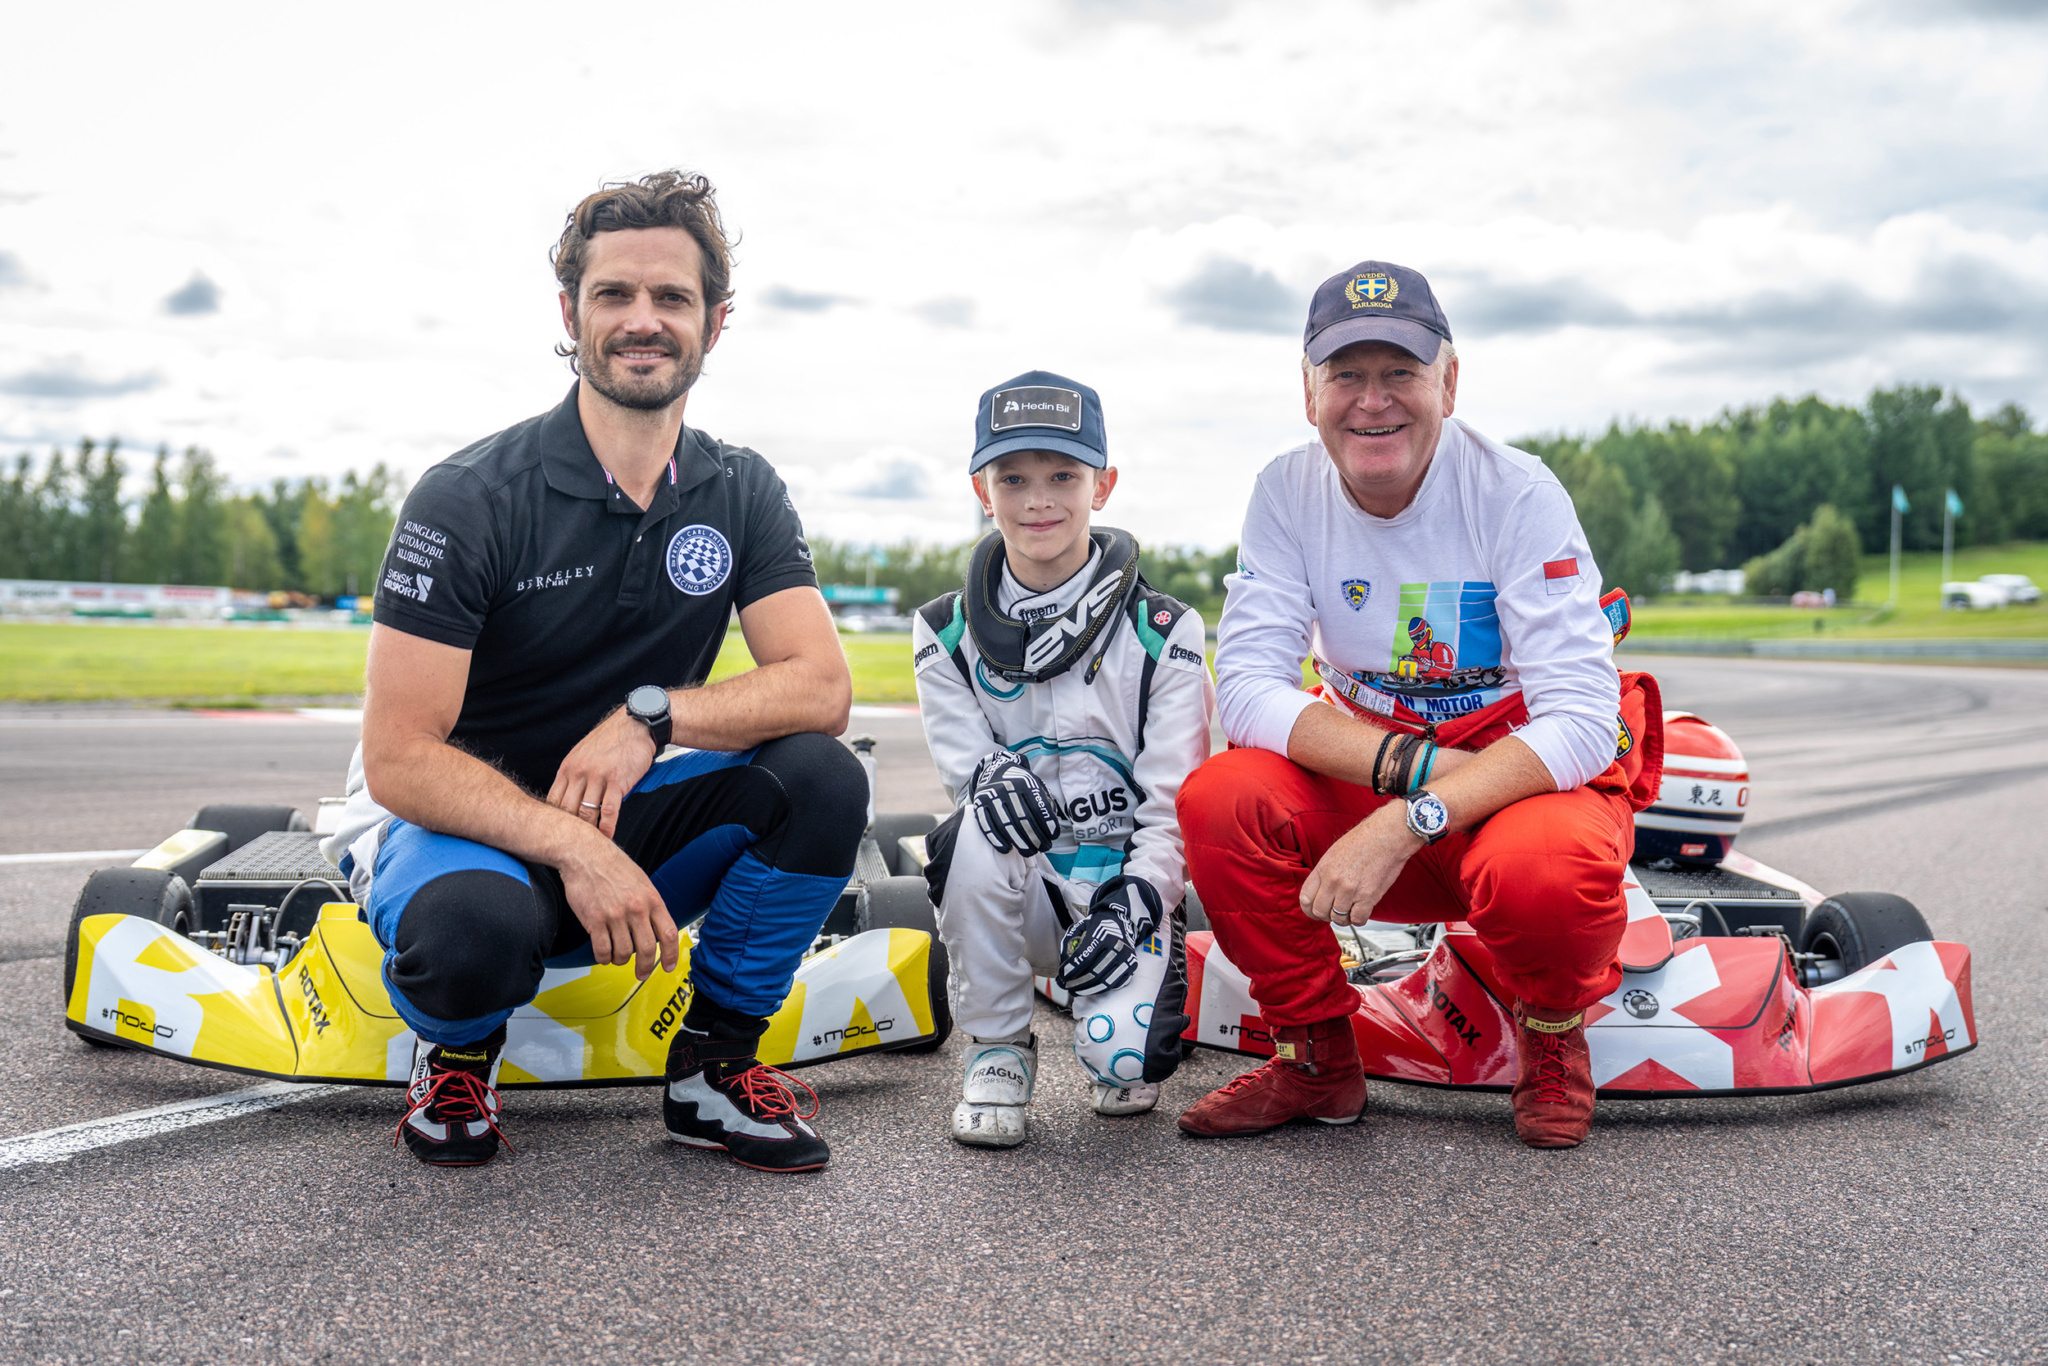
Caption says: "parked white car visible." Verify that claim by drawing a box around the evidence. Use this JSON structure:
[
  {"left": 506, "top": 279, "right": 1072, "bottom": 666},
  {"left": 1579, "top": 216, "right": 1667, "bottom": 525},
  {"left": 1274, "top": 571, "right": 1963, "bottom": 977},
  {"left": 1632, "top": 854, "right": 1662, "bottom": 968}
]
[
  {"left": 1978, "top": 574, "right": 2040, "bottom": 605},
  {"left": 1943, "top": 581, "right": 2006, "bottom": 611}
]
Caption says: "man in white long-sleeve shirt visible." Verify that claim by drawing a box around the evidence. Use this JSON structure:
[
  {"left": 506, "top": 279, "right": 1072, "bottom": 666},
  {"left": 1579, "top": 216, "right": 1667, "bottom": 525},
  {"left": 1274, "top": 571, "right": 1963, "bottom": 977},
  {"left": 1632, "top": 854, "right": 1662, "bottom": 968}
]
[{"left": 1174, "top": 262, "right": 1662, "bottom": 1150}]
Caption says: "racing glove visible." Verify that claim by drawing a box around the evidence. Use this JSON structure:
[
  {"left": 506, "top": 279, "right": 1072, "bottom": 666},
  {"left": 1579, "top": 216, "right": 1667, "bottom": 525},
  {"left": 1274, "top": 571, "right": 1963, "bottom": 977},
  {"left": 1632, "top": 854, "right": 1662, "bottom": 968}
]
[
  {"left": 1056, "top": 875, "right": 1163, "bottom": 996},
  {"left": 970, "top": 749, "right": 1060, "bottom": 855}
]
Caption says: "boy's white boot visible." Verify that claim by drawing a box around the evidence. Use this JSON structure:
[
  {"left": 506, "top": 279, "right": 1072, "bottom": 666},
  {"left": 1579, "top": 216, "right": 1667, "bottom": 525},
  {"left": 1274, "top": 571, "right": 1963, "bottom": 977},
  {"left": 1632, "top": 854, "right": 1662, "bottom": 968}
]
[
  {"left": 1091, "top": 1081, "right": 1160, "bottom": 1116},
  {"left": 951, "top": 1033, "right": 1037, "bottom": 1147}
]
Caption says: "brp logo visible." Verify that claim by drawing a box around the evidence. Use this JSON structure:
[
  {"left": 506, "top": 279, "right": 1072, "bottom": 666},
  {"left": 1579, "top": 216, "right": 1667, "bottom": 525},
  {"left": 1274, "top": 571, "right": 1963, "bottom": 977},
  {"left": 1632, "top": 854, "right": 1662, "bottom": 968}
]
[{"left": 1622, "top": 989, "right": 1660, "bottom": 1020}]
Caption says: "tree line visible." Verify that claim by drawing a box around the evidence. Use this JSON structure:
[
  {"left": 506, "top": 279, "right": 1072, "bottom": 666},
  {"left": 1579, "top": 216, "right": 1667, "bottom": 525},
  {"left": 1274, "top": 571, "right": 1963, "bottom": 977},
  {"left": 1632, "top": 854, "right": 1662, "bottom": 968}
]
[
  {"left": 1517, "top": 385, "right": 2048, "bottom": 600},
  {"left": 0, "top": 441, "right": 400, "bottom": 597}
]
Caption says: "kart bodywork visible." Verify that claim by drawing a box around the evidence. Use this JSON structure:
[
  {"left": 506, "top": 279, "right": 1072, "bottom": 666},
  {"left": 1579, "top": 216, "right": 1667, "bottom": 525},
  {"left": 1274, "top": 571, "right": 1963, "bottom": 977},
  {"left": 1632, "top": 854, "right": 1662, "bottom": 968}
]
[
  {"left": 1174, "top": 853, "right": 1976, "bottom": 1097},
  {"left": 66, "top": 820, "right": 946, "bottom": 1087}
]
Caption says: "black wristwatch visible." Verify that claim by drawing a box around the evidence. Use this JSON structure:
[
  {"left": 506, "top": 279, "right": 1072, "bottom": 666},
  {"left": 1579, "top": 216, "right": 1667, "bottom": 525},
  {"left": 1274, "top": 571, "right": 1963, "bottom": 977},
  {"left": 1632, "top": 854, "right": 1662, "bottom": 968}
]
[
  {"left": 625, "top": 684, "right": 672, "bottom": 752},
  {"left": 1403, "top": 789, "right": 1451, "bottom": 845}
]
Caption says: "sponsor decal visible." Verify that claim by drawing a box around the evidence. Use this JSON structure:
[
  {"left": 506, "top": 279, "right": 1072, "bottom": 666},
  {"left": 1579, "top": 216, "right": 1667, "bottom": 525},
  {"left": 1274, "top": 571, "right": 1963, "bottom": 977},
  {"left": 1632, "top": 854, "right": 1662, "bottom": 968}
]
[
  {"left": 912, "top": 641, "right": 941, "bottom": 667},
  {"left": 381, "top": 569, "right": 432, "bottom": 603},
  {"left": 1616, "top": 715, "right": 1634, "bottom": 759},
  {"left": 1680, "top": 842, "right": 1708, "bottom": 858},
  {"left": 299, "top": 972, "right": 332, "bottom": 1036},
  {"left": 1622, "top": 988, "right": 1660, "bottom": 1020},
  {"left": 1776, "top": 1004, "right": 1797, "bottom": 1051},
  {"left": 1344, "top": 271, "right": 1398, "bottom": 310},
  {"left": 1018, "top": 602, "right": 1060, "bottom": 623},
  {"left": 665, "top": 524, "right": 733, "bottom": 596},
  {"left": 1062, "top": 787, "right": 1130, "bottom": 823},
  {"left": 1153, "top": 609, "right": 1172, "bottom": 627},
  {"left": 1021, "top": 573, "right": 1127, "bottom": 675},
  {"left": 103, "top": 1000, "right": 175, "bottom": 1043},
  {"left": 515, "top": 565, "right": 596, "bottom": 593},
  {"left": 966, "top": 1059, "right": 1027, "bottom": 1085},
  {"left": 1168, "top": 643, "right": 1205, "bottom": 667},
  {"left": 647, "top": 982, "right": 693, "bottom": 1041},
  {"left": 1342, "top": 578, "right": 1371, "bottom": 610},
  {"left": 1543, "top": 557, "right": 1580, "bottom": 597},
  {"left": 1903, "top": 1026, "right": 1956, "bottom": 1056},
  {"left": 813, "top": 1018, "right": 896, "bottom": 1048},
  {"left": 1427, "top": 980, "right": 1483, "bottom": 1047},
  {"left": 1216, "top": 1021, "right": 1272, "bottom": 1047},
  {"left": 990, "top": 386, "right": 1083, "bottom": 433}
]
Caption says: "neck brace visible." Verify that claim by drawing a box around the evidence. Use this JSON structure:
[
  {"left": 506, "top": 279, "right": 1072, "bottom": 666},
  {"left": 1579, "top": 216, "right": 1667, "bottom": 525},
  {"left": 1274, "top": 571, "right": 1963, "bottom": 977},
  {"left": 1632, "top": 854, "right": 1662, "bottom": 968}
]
[{"left": 966, "top": 527, "right": 1141, "bottom": 684}]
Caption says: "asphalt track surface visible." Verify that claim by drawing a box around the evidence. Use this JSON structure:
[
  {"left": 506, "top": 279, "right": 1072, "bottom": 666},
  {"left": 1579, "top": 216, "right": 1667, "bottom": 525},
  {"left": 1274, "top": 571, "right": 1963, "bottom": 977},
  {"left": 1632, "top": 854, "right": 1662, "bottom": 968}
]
[{"left": 0, "top": 659, "right": 2043, "bottom": 1365}]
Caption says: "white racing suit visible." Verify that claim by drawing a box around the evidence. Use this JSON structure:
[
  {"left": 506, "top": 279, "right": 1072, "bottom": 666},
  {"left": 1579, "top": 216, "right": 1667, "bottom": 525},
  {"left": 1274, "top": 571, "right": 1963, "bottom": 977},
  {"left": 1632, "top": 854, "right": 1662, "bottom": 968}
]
[{"left": 912, "top": 549, "right": 1216, "bottom": 1086}]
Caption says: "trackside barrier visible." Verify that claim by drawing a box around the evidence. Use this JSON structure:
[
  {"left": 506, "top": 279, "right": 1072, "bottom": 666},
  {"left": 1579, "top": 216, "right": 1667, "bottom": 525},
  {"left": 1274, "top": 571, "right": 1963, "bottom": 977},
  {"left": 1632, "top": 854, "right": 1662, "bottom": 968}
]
[{"left": 1619, "top": 638, "right": 2048, "bottom": 661}]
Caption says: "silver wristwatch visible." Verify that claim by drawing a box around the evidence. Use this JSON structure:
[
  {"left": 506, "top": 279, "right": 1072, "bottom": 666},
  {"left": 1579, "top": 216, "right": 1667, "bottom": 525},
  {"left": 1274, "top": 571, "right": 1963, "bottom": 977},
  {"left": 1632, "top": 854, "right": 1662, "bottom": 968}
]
[{"left": 1403, "top": 789, "right": 1451, "bottom": 845}]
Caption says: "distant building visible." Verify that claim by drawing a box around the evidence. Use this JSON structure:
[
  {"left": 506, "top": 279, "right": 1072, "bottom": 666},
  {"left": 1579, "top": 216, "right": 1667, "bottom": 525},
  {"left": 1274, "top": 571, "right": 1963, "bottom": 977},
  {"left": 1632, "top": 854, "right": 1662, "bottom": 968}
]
[{"left": 1671, "top": 568, "right": 1747, "bottom": 595}]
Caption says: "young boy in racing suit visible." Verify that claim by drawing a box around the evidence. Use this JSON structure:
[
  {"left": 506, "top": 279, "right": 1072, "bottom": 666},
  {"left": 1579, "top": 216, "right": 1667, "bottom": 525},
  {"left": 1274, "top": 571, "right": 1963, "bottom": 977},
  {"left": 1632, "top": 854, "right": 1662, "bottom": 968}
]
[{"left": 912, "top": 369, "right": 1216, "bottom": 1148}]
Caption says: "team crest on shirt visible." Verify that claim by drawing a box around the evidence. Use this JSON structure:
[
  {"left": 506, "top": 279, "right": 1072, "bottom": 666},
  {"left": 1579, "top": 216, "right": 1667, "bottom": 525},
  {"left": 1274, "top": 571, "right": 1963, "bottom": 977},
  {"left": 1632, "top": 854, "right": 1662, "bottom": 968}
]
[
  {"left": 1341, "top": 579, "right": 1371, "bottom": 610},
  {"left": 1344, "top": 272, "right": 1397, "bottom": 309},
  {"left": 666, "top": 524, "right": 732, "bottom": 596}
]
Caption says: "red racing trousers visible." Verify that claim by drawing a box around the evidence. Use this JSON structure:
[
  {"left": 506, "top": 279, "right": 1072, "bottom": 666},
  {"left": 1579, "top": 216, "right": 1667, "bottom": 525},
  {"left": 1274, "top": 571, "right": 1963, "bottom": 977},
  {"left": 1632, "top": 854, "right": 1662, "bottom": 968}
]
[{"left": 1177, "top": 746, "right": 1634, "bottom": 1025}]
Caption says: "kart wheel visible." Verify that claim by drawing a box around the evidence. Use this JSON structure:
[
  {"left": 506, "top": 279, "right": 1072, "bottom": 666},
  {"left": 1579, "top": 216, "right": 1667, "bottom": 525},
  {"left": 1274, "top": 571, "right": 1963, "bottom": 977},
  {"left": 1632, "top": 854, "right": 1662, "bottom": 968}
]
[
  {"left": 187, "top": 802, "right": 308, "bottom": 855},
  {"left": 869, "top": 812, "right": 940, "bottom": 876},
  {"left": 858, "top": 875, "right": 952, "bottom": 1053},
  {"left": 1797, "top": 893, "right": 1934, "bottom": 974},
  {"left": 64, "top": 868, "right": 195, "bottom": 1040},
  {"left": 1183, "top": 883, "right": 1211, "bottom": 934}
]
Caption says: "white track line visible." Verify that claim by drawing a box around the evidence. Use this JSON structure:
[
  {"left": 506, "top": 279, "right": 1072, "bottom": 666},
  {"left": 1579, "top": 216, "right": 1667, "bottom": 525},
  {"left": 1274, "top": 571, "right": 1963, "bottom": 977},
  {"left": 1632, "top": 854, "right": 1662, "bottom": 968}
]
[
  {"left": 0, "top": 1082, "right": 354, "bottom": 1171},
  {"left": 0, "top": 849, "right": 146, "bottom": 866}
]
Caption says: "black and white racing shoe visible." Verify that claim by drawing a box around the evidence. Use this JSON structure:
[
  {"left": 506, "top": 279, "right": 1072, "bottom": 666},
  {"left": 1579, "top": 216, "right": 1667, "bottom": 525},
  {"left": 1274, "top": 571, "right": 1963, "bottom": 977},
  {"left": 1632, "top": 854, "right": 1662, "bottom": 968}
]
[
  {"left": 394, "top": 1026, "right": 510, "bottom": 1167},
  {"left": 664, "top": 1031, "right": 829, "bottom": 1173}
]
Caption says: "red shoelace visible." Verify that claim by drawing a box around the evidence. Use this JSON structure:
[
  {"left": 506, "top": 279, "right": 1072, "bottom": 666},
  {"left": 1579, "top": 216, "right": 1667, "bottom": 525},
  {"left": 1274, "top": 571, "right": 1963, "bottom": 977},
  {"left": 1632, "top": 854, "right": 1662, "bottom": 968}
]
[
  {"left": 1207, "top": 1056, "right": 1290, "bottom": 1100},
  {"left": 393, "top": 1068, "right": 514, "bottom": 1154},
  {"left": 722, "top": 1063, "right": 820, "bottom": 1122},
  {"left": 1525, "top": 1031, "right": 1576, "bottom": 1105}
]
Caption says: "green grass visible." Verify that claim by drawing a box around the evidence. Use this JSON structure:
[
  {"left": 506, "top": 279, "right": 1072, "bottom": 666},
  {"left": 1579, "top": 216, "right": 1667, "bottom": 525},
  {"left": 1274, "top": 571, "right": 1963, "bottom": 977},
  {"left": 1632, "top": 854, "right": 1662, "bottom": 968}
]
[
  {"left": 0, "top": 622, "right": 374, "bottom": 702},
  {"left": 1630, "top": 542, "right": 2048, "bottom": 640},
  {"left": 6, "top": 542, "right": 2040, "bottom": 703}
]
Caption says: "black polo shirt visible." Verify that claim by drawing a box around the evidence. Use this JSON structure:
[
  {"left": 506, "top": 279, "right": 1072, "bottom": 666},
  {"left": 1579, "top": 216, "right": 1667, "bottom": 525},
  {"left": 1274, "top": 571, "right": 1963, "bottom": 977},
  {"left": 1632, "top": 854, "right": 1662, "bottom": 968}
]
[{"left": 371, "top": 383, "right": 818, "bottom": 796}]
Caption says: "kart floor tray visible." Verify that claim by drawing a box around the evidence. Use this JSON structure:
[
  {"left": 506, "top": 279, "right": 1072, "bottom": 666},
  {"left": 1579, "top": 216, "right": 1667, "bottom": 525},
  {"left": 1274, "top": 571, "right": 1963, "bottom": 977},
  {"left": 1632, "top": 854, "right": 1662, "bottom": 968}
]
[
  {"left": 193, "top": 832, "right": 344, "bottom": 931},
  {"left": 198, "top": 831, "right": 341, "bottom": 882},
  {"left": 1632, "top": 861, "right": 1802, "bottom": 904}
]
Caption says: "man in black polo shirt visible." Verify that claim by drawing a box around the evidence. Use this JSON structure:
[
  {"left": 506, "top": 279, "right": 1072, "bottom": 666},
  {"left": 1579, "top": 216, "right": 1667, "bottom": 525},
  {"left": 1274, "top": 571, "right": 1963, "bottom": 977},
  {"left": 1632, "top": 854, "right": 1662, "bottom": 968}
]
[{"left": 320, "top": 170, "right": 865, "bottom": 1172}]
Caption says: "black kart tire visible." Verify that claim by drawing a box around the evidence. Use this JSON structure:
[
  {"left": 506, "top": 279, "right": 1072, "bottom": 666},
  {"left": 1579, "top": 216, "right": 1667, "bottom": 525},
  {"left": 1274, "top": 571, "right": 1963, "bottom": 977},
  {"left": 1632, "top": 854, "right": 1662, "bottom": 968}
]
[
  {"left": 1797, "top": 892, "right": 1933, "bottom": 974},
  {"left": 187, "top": 802, "right": 308, "bottom": 856},
  {"left": 857, "top": 875, "right": 951, "bottom": 1053},
  {"left": 1182, "top": 883, "right": 1211, "bottom": 934},
  {"left": 64, "top": 868, "right": 195, "bottom": 1041},
  {"left": 869, "top": 812, "right": 940, "bottom": 877}
]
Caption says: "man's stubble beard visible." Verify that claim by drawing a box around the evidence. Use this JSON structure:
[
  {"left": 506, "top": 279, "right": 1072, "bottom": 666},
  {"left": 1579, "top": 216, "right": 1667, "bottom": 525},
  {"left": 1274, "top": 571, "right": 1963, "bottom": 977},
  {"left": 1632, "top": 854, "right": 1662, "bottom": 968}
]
[{"left": 577, "top": 329, "right": 705, "bottom": 412}]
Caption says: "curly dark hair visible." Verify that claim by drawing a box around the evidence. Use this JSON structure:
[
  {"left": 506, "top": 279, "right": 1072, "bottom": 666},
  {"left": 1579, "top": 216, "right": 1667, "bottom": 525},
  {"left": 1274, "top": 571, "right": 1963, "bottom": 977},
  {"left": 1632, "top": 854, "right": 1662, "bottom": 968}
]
[{"left": 551, "top": 170, "right": 737, "bottom": 360}]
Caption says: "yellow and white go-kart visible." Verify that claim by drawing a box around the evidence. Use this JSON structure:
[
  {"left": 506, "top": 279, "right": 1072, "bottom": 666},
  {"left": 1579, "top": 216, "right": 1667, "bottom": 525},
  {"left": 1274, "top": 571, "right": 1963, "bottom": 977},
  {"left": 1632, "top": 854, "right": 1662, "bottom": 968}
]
[{"left": 63, "top": 790, "right": 951, "bottom": 1089}]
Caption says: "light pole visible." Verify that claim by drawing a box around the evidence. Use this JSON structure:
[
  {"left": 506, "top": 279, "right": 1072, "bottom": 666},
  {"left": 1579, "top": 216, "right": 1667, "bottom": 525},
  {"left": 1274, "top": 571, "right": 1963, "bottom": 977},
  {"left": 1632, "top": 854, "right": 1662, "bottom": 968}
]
[
  {"left": 1941, "top": 488, "right": 1961, "bottom": 605},
  {"left": 1889, "top": 484, "right": 1907, "bottom": 609}
]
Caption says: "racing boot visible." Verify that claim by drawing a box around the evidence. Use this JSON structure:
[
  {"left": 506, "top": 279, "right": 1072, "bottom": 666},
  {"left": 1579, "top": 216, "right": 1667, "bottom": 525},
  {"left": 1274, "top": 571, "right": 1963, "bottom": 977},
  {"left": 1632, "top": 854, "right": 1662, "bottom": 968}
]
[
  {"left": 1512, "top": 1005, "right": 1595, "bottom": 1149},
  {"left": 951, "top": 1033, "right": 1037, "bottom": 1147},
  {"left": 1176, "top": 1016, "right": 1366, "bottom": 1137},
  {"left": 1091, "top": 1081, "right": 1160, "bottom": 1117},
  {"left": 394, "top": 1025, "right": 510, "bottom": 1167},
  {"left": 664, "top": 997, "right": 829, "bottom": 1173}
]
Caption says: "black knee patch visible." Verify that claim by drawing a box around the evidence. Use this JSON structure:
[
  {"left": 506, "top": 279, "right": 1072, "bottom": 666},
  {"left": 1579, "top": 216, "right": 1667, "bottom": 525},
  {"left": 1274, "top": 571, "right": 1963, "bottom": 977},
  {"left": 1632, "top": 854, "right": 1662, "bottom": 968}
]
[
  {"left": 387, "top": 870, "right": 551, "bottom": 1023},
  {"left": 747, "top": 733, "right": 869, "bottom": 878}
]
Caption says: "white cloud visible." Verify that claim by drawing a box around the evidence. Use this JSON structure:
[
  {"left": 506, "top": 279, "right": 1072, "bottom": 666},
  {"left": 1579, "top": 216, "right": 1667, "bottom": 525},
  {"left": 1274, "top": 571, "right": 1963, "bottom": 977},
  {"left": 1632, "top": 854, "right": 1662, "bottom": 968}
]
[{"left": 0, "top": 0, "right": 2043, "bottom": 547}]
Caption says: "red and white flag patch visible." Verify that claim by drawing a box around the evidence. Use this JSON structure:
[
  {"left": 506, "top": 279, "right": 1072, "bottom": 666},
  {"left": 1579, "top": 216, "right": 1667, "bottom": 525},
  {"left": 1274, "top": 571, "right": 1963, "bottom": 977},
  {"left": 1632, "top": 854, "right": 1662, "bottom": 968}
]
[{"left": 1543, "top": 557, "right": 1580, "bottom": 596}]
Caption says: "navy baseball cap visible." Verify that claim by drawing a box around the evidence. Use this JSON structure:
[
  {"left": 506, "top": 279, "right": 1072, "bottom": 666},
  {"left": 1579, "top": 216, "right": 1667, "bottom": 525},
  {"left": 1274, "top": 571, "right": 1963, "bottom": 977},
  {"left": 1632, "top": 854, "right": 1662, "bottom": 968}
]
[
  {"left": 970, "top": 370, "right": 1107, "bottom": 474},
  {"left": 1303, "top": 261, "right": 1453, "bottom": 367}
]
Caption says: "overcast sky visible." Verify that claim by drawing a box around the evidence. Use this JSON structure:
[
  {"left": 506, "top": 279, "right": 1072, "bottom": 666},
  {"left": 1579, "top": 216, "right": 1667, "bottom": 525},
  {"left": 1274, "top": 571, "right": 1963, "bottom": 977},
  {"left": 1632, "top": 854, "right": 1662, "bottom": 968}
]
[{"left": 2, "top": 0, "right": 2045, "bottom": 549}]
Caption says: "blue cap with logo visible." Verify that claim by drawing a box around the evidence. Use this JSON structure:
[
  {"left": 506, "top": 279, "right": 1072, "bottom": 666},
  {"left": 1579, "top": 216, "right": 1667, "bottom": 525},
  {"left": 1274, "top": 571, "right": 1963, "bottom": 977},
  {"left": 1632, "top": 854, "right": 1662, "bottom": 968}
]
[
  {"left": 970, "top": 369, "right": 1107, "bottom": 474},
  {"left": 1303, "top": 260, "right": 1453, "bottom": 367}
]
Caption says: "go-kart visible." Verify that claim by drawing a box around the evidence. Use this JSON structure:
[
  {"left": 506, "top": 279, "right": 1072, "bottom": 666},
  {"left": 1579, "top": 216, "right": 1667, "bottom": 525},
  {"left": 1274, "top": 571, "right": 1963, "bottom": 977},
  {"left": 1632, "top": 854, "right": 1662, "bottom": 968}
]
[
  {"left": 62, "top": 737, "right": 953, "bottom": 1087},
  {"left": 1033, "top": 711, "right": 1978, "bottom": 1098}
]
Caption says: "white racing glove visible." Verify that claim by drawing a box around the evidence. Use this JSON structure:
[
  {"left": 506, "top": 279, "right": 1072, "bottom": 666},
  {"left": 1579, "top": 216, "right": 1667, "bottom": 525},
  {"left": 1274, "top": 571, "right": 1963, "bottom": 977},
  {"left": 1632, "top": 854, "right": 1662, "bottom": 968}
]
[
  {"left": 969, "top": 749, "right": 1059, "bottom": 855},
  {"left": 1056, "top": 875, "right": 1163, "bottom": 996}
]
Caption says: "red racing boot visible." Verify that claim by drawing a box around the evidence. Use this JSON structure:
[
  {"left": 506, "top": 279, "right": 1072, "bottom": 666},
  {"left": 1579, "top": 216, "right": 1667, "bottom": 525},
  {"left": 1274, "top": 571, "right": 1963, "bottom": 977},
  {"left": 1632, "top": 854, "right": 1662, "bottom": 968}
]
[
  {"left": 1177, "top": 1017, "right": 1367, "bottom": 1137},
  {"left": 1512, "top": 1006, "right": 1595, "bottom": 1148}
]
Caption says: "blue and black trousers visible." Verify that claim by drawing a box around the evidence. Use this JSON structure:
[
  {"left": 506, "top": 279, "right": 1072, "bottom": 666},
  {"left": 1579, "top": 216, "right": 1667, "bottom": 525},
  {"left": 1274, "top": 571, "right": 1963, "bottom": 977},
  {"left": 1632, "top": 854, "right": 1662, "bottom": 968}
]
[{"left": 359, "top": 733, "right": 866, "bottom": 1046}]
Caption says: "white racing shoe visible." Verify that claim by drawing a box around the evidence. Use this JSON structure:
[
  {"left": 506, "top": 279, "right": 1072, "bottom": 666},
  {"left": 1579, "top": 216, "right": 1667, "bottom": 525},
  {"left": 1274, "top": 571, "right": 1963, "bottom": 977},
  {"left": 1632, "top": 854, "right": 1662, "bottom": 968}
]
[
  {"left": 1091, "top": 1081, "right": 1160, "bottom": 1117},
  {"left": 951, "top": 1034, "right": 1037, "bottom": 1148}
]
